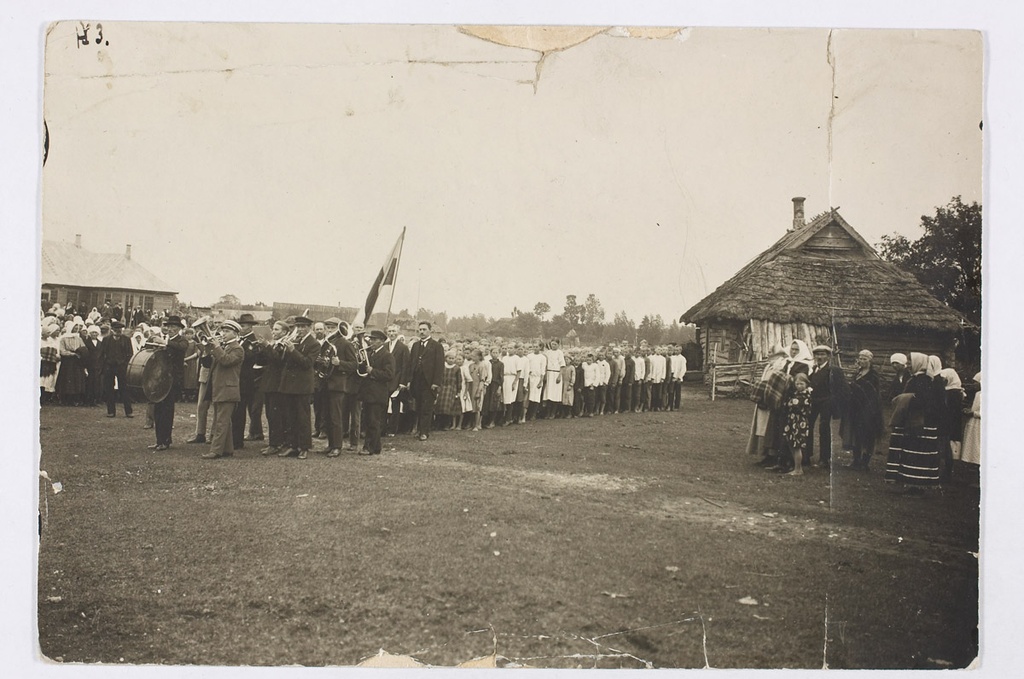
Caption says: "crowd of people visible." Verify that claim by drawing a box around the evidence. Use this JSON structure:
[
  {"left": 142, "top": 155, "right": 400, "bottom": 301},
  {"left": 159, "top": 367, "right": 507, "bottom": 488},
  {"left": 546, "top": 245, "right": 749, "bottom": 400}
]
[
  {"left": 746, "top": 340, "right": 981, "bottom": 489},
  {"left": 39, "top": 303, "right": 981, "bottom": 485},
  {"left": 40, "top": 302, "right": 693, "bottom": 459}
]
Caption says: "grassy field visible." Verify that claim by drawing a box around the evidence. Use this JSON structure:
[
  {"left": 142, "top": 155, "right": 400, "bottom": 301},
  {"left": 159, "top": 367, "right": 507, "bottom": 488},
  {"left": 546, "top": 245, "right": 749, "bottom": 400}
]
[{"left": 37, "top": 387, "right": 979, "bottom": 669}]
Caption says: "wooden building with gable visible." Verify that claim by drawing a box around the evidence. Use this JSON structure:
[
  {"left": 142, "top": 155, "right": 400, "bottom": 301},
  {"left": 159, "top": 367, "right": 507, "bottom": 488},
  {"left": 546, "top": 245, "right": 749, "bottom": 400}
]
[
  {"left": 681, "top": 197, "right": 966, "bottom": 376},
  {"left": 41, "top": 235, "right": 178, "bottom": 313}
]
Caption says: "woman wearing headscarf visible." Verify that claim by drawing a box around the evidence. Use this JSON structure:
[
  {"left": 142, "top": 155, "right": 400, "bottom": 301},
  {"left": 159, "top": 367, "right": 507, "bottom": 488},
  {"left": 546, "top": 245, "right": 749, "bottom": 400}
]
[
  {"left": 747, "top": 343, "right": 788, "bottom": 463},
  {"left": 40, "top": 322, "right": 61, "bottom": 404},
  {"left": 937, "top": 368, "right": 965, "bottom": 482},
  {"left": 765, "top": 340, "right": 814, "bottom": 470},
  {"left": 841, "top": 349, "right": 884, "bottom": 470},
  {"left": 959, "top": 372, "right": 981, "bottom": 472},
  {"left": 885, "top": 352, "right": 942, "bottom": 491},
  {"left": 56, "top": 320, "right": 88, "bottom": 406}
]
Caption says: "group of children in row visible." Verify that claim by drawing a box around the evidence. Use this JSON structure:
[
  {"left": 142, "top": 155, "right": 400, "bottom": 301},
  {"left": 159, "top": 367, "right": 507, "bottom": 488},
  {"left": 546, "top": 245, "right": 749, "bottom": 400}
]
[{"left": 428, "top": 340, "right": 688, "bottom": 431}]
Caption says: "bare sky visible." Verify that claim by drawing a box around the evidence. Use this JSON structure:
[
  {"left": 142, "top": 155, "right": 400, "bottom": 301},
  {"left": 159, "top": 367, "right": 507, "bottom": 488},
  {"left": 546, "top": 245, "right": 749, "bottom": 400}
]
[{"left": 42, "top": 24, "right": 980, "bottom": 322}]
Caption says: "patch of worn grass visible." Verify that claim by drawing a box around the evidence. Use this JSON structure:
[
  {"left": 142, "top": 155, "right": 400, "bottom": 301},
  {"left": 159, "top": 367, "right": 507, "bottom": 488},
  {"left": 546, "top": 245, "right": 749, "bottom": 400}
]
[{"left": 37, "top": 389, "right": 978, "bottom": 668}]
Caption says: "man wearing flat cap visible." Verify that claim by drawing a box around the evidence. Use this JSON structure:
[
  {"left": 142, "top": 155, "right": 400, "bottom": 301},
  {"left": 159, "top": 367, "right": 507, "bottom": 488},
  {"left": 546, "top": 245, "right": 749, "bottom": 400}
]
[
  {"left": 99, "top": 319, "right": 135, "bottom": 418},
  {"left": 149, "top": 316, "right": 189, "bottom": 450},
  {"left": 202, "top": 320, "right": 244, "bottom": 459},
  {"left": 358, "top": 329, "right": 395, "bottom": 455},
  {"left": 278, "top": 315, "right": 320, "bottom": 459},
  {"left": 806, "top": 344, "right": 848, "bottom": 469}
]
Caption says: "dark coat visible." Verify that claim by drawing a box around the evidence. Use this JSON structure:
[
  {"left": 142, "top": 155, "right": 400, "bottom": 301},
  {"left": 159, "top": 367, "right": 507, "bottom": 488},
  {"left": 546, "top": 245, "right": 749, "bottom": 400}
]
[
  {"left": 359, "top": 345, "right": 395, "bottom": 405},
  {"left": 387, "top": 339, "right": 410, "bottom": 393},
  {"left": 164, "top": 333, "right": 189, "bottom": 389},
  {"left": 279, "top": 333, "right": 320, "bottom": 395},
  {"left": 324, "top": 333, "right": 359, "bottom": 394},
  {"left": 99, "top": 334, "right": 134, "bottom": 368},
  {"left": 621, "top": 355, "right": 635, "bottom": 385},
  {"left": 844, "top": 367, "right": 884, "bottom": 445},
  {"left": 257, "top": 342, "right": 284, "bottom": 394},
  {"left": 209, "top": 340, "right": 244, "bottom": 402},
  {"left": 238, "top": 333, "right": 262, "bottom": 394},
  {"left": 406, "top": 338, "right": 445, "bottom": 389}
]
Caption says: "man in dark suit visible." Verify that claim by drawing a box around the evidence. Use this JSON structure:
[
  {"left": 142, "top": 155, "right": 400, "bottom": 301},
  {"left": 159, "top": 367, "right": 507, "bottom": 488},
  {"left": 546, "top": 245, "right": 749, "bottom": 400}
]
[
  {"left": 384, "top": 323, "right": 410, "bottom": 436},
  {"left": 358, "top": 329, "right": 395, "bottom": 455},
  {"left": 202, "top": 320, "right": 244, "bottom": 459},
  {"left": 82, "top": 324, "right": 103, "bottom": 407},
  {"left": 278, "top": 315, "right": 320, "bottom": 459},
  {"left": 403, "top": 320, "right": 445, "bottom": 440},
  {"left": 99, "top": 319, "right": 134, "bottom": 417},
  {"left": 321, "top": 318, "right": 358, "bottom": 457},
  {"left": 231, "top": 313, "right": 263, "bottom": 449},
  {"left": 149, "top": 315, "right": 189, "bottom": 450},
  {"left": 258, "top": 320, "right": 289, "bottom": 456},
  {"left": 806, "top": 345, "right": 845, "bottom": 469}
]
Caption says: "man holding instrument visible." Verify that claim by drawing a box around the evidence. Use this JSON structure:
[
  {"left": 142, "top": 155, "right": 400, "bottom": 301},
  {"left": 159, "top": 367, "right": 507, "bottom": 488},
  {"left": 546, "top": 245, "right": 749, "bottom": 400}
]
[
  {"left": 278, "top": 315, "right": 319, "bottom": 459},
  {"left": 202, "top": 320, "right": 244, "bottom": 459},
  {"left": 148, "top": 315, "right": 188, "bottom": 451}
]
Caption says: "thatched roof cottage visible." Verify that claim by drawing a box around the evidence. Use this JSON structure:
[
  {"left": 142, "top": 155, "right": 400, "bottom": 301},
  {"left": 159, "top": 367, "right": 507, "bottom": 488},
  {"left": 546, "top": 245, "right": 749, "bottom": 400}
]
[{"left": 680, "top": 198, "right": 965, "bottom": 373}]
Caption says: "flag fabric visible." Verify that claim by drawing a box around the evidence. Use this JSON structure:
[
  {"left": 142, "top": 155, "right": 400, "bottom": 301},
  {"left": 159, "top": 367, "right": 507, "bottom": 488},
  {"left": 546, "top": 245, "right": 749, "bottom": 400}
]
[{"left": 355, "top": 227, "right": 405, "bottom": 327}]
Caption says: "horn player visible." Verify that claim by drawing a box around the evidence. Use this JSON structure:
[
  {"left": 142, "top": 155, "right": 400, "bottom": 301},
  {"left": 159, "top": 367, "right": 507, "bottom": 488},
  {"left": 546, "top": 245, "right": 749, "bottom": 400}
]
[
  {"left": 276, "top": 315, "right": 320, "bottom": 459},
  {"left": 320, "top": 317, "right": 359, "bottom": 457}
]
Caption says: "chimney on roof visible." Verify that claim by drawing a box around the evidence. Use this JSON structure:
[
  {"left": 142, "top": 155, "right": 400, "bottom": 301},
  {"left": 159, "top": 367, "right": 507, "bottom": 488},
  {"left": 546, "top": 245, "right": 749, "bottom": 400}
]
[
  {"left": 74, "top": 234, "right": 82, "bottom": 248},
  {"left": 125, "top": 244, "right": 132, "bottom": 260},
  {"left": 791, "top": 196, "right": 806, "bottom": 231}
]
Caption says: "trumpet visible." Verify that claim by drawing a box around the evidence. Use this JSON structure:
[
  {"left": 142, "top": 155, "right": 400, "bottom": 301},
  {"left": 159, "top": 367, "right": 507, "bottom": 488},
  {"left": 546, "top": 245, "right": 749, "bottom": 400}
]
[{"left": 273, "top": 327, "right": 300, "bottom": 353}]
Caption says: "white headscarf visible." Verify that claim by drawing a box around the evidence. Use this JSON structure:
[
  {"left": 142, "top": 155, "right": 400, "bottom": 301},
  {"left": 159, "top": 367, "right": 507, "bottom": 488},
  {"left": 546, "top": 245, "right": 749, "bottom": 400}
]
[
  {"left": 910, "top": 352, "right": 929, "bottom": 375},
  {"left": 939, "top": 368, "right": 962, "bottom": 392},
  {"left": 926, "top": 355, "right": 943, "bottom": 378},
  {"left": 789, "top": 339, "right": 814, "bottom": 368}
]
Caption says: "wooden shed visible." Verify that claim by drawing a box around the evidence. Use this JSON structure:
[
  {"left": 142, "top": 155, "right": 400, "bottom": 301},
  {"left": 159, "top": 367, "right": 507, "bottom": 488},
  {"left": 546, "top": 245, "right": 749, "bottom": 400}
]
[{"left": 680, "top": 198, "right": 966, "bottom": 377}]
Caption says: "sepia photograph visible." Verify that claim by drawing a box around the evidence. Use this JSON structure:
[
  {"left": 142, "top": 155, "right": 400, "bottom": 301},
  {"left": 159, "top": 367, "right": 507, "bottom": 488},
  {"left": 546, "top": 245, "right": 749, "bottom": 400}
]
[{"left": 10, "top": 2, "right": 1015, "bottom": 674}]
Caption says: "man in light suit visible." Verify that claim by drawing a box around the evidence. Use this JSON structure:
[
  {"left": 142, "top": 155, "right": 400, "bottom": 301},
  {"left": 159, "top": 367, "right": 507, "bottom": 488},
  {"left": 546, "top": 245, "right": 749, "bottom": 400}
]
[
  {"left": 403, "top": 321, "right": 445, "bottom": 440},
  {"left": 358, "top": 329, "right": 395, "bottom": 455},
  {"left": 384, "top": 323, "right": 410, "bottom": 437},
  {"left": 202, "top": 320, "right": 244, "bottom": 459}
]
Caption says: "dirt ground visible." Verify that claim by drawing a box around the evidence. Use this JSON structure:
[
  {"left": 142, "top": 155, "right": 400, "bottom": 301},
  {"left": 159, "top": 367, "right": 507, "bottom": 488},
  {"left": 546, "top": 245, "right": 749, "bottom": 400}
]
[{"left": 36, "top": 386, "right": 979, "bottom": 669}]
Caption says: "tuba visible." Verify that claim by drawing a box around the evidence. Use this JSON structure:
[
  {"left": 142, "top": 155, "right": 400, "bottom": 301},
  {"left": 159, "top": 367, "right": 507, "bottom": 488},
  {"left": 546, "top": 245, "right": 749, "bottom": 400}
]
[
  {"left": 355, "top": 332, "right": 371, "bottom": 377},
  {"left": 191, "top": 316, "right": 214, "bottom": 346},
  {"left": 314, "top": 338, "right": 337, "bottom": 380}
]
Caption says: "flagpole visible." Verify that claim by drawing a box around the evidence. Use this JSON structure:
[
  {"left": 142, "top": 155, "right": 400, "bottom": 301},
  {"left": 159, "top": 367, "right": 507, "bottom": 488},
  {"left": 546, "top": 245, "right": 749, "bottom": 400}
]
[{"left": 385, "top": 226, "right": 406, "bottom": 329}]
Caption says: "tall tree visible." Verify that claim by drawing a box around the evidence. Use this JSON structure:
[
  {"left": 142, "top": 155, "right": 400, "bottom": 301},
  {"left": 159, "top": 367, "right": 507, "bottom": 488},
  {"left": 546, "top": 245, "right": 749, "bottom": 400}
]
[
  {"left": 607, "top": 310, "right": 636, "bottom": 343},
  {"left": 563, "top": 295, "right": 582, "bottom": 327},
  {"left": 877, "top": 196, "right": 982, "bottom": 325},
  {"left": 581, "top": 293, "right": 605, "bottom": 326},
  {"left": 533, "top": 301, "right": 551, "bottom": 321}
]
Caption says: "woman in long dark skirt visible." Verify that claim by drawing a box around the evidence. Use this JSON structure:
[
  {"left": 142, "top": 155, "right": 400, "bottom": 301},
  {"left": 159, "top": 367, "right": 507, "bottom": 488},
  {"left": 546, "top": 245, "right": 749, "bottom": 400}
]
[{"left": 885, "top": 352, "right": 942, "bottom": 491}]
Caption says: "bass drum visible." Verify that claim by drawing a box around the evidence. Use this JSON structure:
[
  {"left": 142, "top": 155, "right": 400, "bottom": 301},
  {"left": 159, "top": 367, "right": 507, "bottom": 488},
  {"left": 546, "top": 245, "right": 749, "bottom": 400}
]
[{"left": 126, "top": 348, "right": 173, "bottom": 403}]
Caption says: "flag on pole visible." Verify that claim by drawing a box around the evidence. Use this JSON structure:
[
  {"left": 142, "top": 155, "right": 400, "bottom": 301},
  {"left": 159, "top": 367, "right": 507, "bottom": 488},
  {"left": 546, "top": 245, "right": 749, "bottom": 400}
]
[{"left": 355, "top": 227, "right": 406, "bottom": 327}]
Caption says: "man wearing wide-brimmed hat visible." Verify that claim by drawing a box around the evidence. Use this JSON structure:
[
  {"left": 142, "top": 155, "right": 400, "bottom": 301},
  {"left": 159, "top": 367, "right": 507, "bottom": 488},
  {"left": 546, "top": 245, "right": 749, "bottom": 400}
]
[
  {"left": 358, "top": 329, "right": 395, "bottom": 455},
  {"left": 149, "top": 315, "right": 189, "bottom": 451}
]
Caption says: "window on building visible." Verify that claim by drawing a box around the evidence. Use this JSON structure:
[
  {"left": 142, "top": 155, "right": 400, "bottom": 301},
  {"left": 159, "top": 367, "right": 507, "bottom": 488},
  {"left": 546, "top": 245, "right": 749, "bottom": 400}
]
[{"left": 144, "top": 295, "right": 154, "bottom": 313}]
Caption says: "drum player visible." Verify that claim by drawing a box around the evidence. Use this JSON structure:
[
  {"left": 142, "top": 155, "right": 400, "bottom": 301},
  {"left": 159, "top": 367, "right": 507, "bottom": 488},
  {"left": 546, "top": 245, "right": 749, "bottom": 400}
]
[{"left": 147, "top": 315, "right": 188, "bottom": 451}]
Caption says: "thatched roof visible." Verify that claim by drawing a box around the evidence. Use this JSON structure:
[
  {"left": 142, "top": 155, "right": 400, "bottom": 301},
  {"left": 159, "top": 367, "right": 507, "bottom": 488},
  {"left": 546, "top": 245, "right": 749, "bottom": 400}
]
[{"left": 681, "top": 209, "right": 964, "bottom": 332}]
